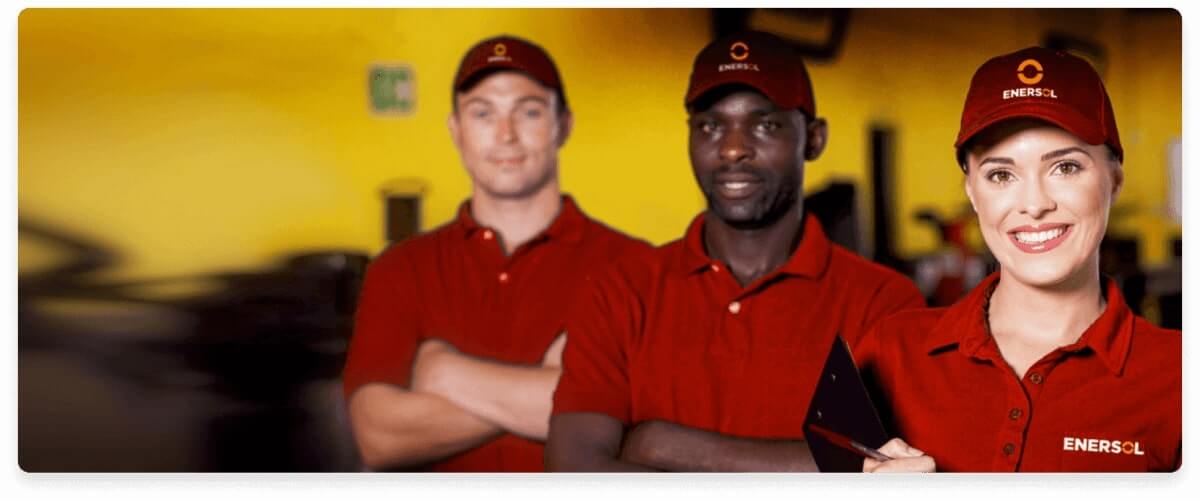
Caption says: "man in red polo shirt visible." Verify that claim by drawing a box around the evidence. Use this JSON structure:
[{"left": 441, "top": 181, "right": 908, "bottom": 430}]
[
  {"left": 342, "top": 35, "right": 649, "bottom": 472},
  {"left": 545, "top": 31, "right": 926, "bottom": 472}
]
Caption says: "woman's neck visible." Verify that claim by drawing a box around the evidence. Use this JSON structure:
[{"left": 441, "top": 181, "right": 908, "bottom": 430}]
[{"left": 986, "top": 266, "right": 1107, "bottom": 377}]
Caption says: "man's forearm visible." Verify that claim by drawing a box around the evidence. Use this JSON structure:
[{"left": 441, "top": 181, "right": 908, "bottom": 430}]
[
  {"left": 421, "top": 351, "right": 562, "bottom": 440},
  {"left": 545, "top": 413, "right": 661, "bottom": 472},
  {"left": 347, "top": 383, "right": 502, "bottom": 470},
  {"left": 619, "top": 420, "right": 818, "bottom": 472},
  {"left": 548, "top": 453, "right": 662, "bottom": 472}
]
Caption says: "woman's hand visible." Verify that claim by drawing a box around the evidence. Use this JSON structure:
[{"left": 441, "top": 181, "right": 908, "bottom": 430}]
[{"left": 863, "top": 437, "right": 936, "bottom": 473}]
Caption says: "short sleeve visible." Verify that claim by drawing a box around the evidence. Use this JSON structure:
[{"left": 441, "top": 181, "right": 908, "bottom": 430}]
[
  {"left": 867, "top": 274, "right": 927, "bottom": 327},
  {"left": 855, "top": 311, "right": 907, "bottom": 438},
  {"left": 341, "top": 250, "right": 424, "bottom": 400},
  {"left": 551, "top": 267, "right": 640, "bottom": 425}
]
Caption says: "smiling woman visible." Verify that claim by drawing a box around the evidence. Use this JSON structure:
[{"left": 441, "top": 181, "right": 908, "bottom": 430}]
[
  {"left": 860, "top": 46, "right": 1181, "bottom": 473},
  {"left": 965, "top": 120, "right": 1122, "bottom": 290}
]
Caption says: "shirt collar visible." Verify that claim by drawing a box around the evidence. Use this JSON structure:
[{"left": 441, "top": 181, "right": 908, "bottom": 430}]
[
  {"left": 674, "top": 211, "right": 832, "bottom": 279},
  {"left": 453, "top": 195, "right": 587, "bottom": 244},
  {"left": 924, "top": 272, "right": 1136, "bottom": 375},
  {"left": 923, "top": 272, "right": 996, "bottom": 357},
  {"left": 1060, "top": 276, "right": 1136, "bottom": 375}
]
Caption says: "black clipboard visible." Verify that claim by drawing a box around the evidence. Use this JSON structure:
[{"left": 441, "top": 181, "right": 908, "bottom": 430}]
[{"left": 802, "top": 334, "right": 890, "bottom": 472}]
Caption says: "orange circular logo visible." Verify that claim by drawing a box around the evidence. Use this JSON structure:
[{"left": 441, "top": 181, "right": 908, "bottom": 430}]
[
  {"left": 730, "top": 41, "right": 749, "bottom": 61},
  {"left": 493, "top": 43, "right": 507, "bottom": 57},
  {"left": 1017, "top": 59, "right": 1044, "bottom": 85}
]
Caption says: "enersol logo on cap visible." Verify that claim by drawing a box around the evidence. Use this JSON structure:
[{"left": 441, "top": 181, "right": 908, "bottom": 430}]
[
  {"left": 730, "top": 41, "right": 750, "bottom": 61},
  {"left": 1017, "top": 59, "right": 1043, "bottom": 84},
  {"left": 488, "top": 42, "right": 511, "bottom": 63},
  {"left": 719, "top": 40, "right": 759, "bottom": 73},
  {"left": 1003, "top": 58, "right": 1057, "bottom": 101},
  {"left": 1062, "top": 436, "right": 1145, "bottom": 456}
]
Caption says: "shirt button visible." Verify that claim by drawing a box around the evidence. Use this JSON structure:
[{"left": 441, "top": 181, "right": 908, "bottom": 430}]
[
  {"left": 483, "top": 230, "right": 494, "bottom": 240},
  {"left": 498, "top": 272, "right": 509, "bottom": 283},
  {"left": 710, "top": 263, "right": 720, "bottom": 272},
  {"left": 1008, "top": 408, "right": 1023, "bottom": 420},
  {"left": 1029, "top": 373, "right": 1044, "bottom": 384},
  {"left": 728, "top": 301, "right": 741, "bottom": 314},
  {"left": 1003, "top": 443, "right": 1016, "bottom": 455}
]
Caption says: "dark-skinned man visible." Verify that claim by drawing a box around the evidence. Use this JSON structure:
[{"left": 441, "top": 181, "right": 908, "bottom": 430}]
[
  {"left": 342, "top": 35, "right": 649, "bottom": 472},
  {"left": 545, "top": 31, "right": 928, "bottom": 472}
]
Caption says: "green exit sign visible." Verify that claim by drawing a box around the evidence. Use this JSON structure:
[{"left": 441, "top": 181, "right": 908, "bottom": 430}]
[{"left": 369, "top": 64, "right": 415, "bottom": 116}]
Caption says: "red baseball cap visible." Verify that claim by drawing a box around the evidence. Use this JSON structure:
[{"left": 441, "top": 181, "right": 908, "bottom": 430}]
[
  {"left": 955, "top": 46, "right": 1122, "bottom": 166},
  {"left": 453, "top": 35, "right": 567, "bottom": 108},
  {"left": 685, "top": 31, "right": 816, "bottom": 117}
]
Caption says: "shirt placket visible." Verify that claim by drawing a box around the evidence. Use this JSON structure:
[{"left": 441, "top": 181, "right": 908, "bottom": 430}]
[
  {"left": 476, "top": 228, "right": 520, "bottom": 344},
  {"left": 476, "top": 228, "right": 508, "bottom": 282},
  {"left": 707, "top": 260, "right": 751, "bottom": 360},
  {"left": 1014, "top": 354, "right": 1066, "bottom": 469},
  {"left": 996, "top": 376, "right": 1032, "bottom": 471},
  {"left": 988, "top": 352, "right": 1064, "bottom": 472},
  {"left": 975, "top": 344, "right": 1033, "bottom": 472}
]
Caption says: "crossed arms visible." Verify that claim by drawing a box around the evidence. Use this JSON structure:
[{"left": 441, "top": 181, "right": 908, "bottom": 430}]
[{"left": 347, "top": 334, "right": 565, "bottom": 470}]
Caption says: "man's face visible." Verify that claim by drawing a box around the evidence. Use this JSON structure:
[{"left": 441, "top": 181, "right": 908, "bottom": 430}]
[
  {"left": 688, "top": 89, "right": 823, "bottom": 229},
  {"left": 449, "top": 71, "right": 571, "bottom": 200}
]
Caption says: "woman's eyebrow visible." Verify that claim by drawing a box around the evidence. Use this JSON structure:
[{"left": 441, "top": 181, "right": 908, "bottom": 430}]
[
  {"left": 978, "top": 156, "right": 1014, "bottom": 167},
  {"left": 1041, "top": 146, "right": 1091, "bottom": 162}
]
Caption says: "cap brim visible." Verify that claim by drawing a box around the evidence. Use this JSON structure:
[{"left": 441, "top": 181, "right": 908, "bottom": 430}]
[
  {"left": 455, "top": 60, "right": 558, "bottom": 91},
  {"left": 685, "top": 74, "right": 793, "bottom": 111},
  {"left": 956, "top": 100, "right": 1107, "bottom": 150}
]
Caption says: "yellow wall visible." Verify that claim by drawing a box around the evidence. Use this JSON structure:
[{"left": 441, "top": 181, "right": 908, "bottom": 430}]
[{"left": 18, "top": 8, "right": 1181, "bottom": 282}]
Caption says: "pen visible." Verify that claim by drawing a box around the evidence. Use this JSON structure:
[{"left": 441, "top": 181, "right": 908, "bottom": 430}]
[{"left": 806, "top": 423, "right": 892, "bottom": 462}]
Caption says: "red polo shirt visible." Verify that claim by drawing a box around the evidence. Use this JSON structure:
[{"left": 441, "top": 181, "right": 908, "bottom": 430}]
[
  {"left": 343, "top": 195, "right": 649, "bottom": 472},
  {"left": 552, "top": 212, "right": 925, "bottom": 439},
  {"left": 863, "top": 273, "right": 1181, "bottom": 472}
]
